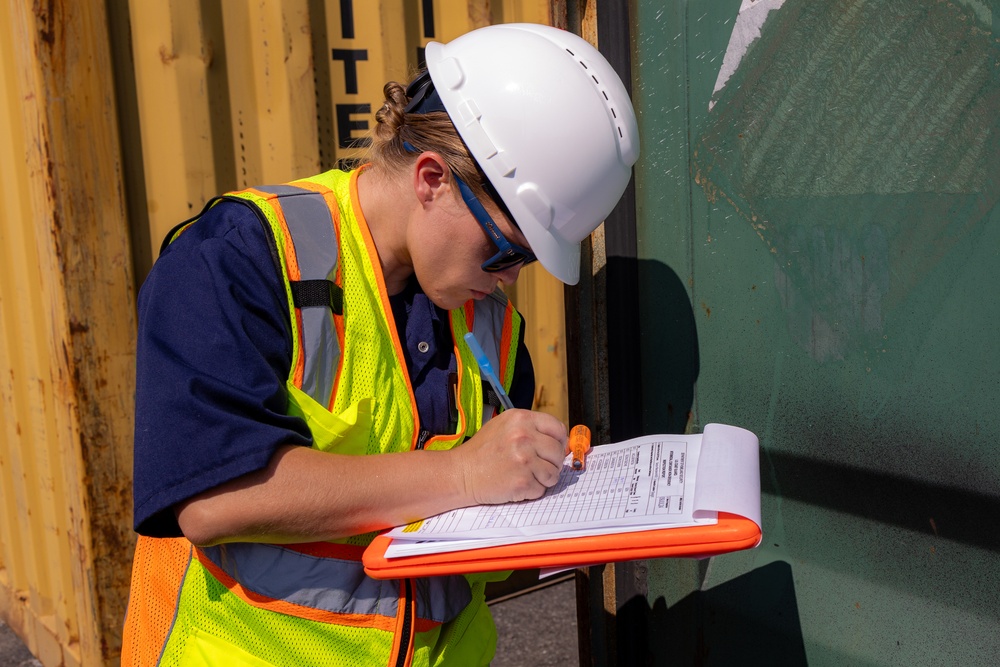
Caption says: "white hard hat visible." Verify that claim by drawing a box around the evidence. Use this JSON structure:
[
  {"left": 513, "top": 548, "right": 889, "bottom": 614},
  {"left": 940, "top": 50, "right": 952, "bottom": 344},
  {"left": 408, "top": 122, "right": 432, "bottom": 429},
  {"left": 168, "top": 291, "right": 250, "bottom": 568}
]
[{"left": 424, "top": 23, "right": 640, "bottom": 285}]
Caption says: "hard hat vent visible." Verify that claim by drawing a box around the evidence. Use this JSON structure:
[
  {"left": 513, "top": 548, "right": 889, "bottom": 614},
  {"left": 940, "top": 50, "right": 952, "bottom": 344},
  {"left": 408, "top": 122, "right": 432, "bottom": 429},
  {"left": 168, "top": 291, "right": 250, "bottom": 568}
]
[{"left": 566, "top": 48, "right": 625, "bottom": 141}]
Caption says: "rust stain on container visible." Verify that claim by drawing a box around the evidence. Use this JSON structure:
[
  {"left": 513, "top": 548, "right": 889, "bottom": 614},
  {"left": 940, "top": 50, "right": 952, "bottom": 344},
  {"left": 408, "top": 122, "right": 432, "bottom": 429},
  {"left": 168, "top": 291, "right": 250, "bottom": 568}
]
[{"left": 3, "top": 2, "right": 565, "bottom": 664}]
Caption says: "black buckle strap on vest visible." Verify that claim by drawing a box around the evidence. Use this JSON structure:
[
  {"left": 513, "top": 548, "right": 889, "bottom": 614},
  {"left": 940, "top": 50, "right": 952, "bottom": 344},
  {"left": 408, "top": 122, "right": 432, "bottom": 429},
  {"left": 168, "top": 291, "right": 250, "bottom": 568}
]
[{"left": 291, "top": 279, "right": 343, "bottom": 315}]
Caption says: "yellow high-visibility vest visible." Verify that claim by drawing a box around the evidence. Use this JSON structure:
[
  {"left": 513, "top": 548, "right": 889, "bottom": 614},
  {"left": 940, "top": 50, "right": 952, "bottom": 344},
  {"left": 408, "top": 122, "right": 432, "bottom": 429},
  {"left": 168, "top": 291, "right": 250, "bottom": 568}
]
[{"left": 123, "top": 168, "right": 522, "bottom": 667}]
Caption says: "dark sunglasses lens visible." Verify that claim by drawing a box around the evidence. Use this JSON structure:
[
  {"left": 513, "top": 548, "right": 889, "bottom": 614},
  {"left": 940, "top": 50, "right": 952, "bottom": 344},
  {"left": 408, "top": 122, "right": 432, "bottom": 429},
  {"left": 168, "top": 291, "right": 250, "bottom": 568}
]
[{"left": 483, "top": 250, "right": 534, "bottom": 273}]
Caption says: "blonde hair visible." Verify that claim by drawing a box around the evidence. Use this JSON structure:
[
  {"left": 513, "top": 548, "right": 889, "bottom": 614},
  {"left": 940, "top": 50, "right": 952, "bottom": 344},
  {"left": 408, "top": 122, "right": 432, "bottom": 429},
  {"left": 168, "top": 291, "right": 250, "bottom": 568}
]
[{"left": 365, "top": 76, "right": 488, "bottom": 200}]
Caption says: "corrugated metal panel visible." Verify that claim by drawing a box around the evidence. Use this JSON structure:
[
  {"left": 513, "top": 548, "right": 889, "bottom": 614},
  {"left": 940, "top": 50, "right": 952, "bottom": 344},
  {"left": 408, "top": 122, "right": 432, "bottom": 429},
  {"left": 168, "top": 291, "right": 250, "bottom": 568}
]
[
  {"left": 124, "top": 0, "right": 566, "bottom": 418},
  {"left": 126, "top": 1, "right": 225, "bottom": 241},
  {"left": 0, "top": 1, "right": 136, "bottom": 666},
  {"left": 128, "top": 0, "right": 551, "bottom": 268},
  {"left": 2, "top": 2, "right": 566, "bottom": 665}
]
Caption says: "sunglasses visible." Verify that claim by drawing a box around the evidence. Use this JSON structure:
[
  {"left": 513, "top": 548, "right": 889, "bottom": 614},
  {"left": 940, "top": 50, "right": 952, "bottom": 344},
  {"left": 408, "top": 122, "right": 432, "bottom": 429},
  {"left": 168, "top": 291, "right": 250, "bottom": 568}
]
[{"left": 452, "top": 173, "right": 537, "bottom": 273}]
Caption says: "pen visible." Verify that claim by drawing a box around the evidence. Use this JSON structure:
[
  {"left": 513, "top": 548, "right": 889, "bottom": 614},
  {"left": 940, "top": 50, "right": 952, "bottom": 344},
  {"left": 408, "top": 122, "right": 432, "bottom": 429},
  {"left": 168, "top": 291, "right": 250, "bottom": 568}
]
[
  {"left": 569, "top": 424, "right": 591, "bottom": 470},
  {"left": 463, "top": 332, "right": 515, "bottom": 411}
]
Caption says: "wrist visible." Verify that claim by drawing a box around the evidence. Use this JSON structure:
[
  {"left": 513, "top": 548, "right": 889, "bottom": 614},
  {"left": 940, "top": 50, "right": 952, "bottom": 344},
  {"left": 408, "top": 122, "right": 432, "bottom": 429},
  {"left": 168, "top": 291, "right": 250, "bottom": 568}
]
[{"left": 447, "top": 445, "right": 481, "bottom": 507}]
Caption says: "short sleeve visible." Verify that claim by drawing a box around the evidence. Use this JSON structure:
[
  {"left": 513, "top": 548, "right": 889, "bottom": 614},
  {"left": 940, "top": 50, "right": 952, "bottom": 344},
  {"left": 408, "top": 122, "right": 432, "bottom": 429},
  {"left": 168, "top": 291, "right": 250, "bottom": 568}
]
[{"left": 132, "top": 201, "right": 312, "bottom": 537}]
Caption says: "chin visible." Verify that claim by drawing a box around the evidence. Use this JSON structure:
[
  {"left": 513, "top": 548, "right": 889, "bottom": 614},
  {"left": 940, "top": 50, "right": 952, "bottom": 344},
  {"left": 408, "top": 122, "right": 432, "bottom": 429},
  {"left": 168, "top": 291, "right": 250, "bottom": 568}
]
[{"left": 428, "top": 292, "right": 463, "bottom": 311}]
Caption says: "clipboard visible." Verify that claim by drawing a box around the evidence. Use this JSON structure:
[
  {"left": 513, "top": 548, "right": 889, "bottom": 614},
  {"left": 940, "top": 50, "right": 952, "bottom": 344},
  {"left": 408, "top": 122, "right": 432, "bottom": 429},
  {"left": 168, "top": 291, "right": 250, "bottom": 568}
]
[{"left": 362, "top": 512, "right": 761, "bottom": 579}]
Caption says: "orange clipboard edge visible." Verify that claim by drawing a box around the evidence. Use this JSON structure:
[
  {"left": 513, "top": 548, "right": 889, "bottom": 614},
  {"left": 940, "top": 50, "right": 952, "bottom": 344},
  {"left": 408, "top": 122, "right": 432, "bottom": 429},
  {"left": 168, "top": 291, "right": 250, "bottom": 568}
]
[{"left": 362, "top": 512, "right": 761, "bottom": 579}]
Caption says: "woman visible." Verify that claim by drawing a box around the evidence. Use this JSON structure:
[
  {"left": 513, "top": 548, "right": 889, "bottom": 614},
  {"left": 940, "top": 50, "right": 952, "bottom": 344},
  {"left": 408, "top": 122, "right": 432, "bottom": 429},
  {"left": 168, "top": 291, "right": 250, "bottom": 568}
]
[{"left": 123, "top": 22, "right": 638, "bottom": 666}]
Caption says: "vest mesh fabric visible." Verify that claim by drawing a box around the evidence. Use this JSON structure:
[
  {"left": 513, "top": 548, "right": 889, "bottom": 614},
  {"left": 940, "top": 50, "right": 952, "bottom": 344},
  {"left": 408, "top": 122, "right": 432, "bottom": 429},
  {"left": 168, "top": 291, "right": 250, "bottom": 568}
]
[
  {"left": 156, "top": 555, "right": 405, "bottom": 666},
  {"left": 122, "top": 537, "right": 193, "bottom": 665},
  {"left": 321, "top": 171, "right": 418, "bottom": 459},
  {"left": 123, "top": 169, "right": 515, "bottom": 667}
]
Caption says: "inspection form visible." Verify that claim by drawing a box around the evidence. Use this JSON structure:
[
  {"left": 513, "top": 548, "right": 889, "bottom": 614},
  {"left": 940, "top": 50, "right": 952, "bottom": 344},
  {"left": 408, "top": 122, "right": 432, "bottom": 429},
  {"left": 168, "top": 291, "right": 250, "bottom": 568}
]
[{"left": 384, "top": 423, "right": 761, "bottom": 557}]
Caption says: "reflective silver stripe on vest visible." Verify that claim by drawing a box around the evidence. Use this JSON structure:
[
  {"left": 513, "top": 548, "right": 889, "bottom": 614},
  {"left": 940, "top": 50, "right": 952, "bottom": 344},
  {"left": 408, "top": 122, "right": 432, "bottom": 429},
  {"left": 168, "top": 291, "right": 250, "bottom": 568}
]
[
  {"left": 198, "top": 543, "right": 472, "bottom": 624},
  {"left": 258, "top": 184, "right": 340, "bottom": 405},
  {"left": 471, "top": 291, "right": 509, "bottom": 378},
  {"left": 471, "top": 291, "right": 512, "bottom": 424}
]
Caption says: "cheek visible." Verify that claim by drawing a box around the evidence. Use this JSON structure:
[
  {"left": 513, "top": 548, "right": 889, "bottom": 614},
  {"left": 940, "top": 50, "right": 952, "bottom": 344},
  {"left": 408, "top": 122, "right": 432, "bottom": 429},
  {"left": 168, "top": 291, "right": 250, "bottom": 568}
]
[
  {"left": 409, "top": 231, "right": 470, "bottom": 290},
  {"left": 426, "top": 221, "right": 491, "bottom": 273},
  {"left": 463, "top": 225, "right": 498, "bottom": 268},
  {"left": 410, "top": 207, "right": 495, "bottom": 286}
]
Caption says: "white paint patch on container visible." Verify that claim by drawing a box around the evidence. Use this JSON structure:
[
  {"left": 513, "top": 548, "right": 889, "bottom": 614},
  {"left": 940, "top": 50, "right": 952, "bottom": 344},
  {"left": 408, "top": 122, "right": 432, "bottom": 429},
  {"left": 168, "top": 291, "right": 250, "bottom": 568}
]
[{"left": 710, "top": 0, "right": 787, "bottom": 111}]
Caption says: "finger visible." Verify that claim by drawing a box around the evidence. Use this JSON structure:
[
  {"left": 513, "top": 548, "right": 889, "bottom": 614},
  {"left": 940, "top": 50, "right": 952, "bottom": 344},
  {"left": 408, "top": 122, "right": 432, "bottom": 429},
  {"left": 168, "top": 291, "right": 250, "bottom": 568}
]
[
  {"left": 531, "top": 413, "right": 568, "bottom": 444},
  {"left": 494, "top": 411, "right": 566, "bottom": 467},
  {"left": 534, "top": 436, "right": 570, "bottom": 468},
  {"left": 531, "top": 456, "right": 563, "bottom": 489}
]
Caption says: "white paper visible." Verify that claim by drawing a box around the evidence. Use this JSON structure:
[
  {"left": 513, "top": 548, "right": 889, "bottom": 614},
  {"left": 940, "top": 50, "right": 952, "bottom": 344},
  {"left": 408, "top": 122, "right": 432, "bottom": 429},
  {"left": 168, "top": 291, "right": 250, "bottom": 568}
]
[
  {"left": 692, "top": 423, "right": 762, "bottom": 528},
  {"left": 382, "top": 424, "right": 761, "bottom": 558}
]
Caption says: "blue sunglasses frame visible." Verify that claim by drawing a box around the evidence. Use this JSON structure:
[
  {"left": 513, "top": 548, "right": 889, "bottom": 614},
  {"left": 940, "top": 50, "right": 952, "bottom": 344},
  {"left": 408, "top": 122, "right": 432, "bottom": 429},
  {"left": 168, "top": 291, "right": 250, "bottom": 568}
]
[{"left": 452, "top": 173, "right": 537, "bottom": 273}]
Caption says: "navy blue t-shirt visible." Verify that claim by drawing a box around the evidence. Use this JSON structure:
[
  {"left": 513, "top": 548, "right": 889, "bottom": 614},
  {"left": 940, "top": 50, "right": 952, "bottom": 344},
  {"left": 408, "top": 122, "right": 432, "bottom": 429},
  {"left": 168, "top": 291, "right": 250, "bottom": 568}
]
[{"left": 133, "top": 199, "right": 534, "bottom": 537}]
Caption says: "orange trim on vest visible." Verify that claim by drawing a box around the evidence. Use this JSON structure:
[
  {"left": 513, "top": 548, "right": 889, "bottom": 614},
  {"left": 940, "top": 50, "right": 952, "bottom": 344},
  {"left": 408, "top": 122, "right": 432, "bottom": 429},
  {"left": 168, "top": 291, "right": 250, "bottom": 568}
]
[
  {"left": 449, "top": 317, "right": 471, "bottom": 443},
  {"left": 348, "top": 171, "right": 422, "bottom": 450},
  {"left": 121, "top": 536, "right": 194, "bottom": 666},
  {"left": 329, "top": 190, "right": 345, "bottom": 411},
  {"left": 463, "top": 300, "right": 476, "bottom": 332},
  {"left": 282, "top": 540, "right": 368, "bottom": 560},
  {"left": 498, "top": 299, "right": 515, "bottom": 383},
  {"left": 330, "top": 298, "right": 345, "bottom": 412},
  {"left": 193, "top": 549, "right": 401, "bottom": 632}
]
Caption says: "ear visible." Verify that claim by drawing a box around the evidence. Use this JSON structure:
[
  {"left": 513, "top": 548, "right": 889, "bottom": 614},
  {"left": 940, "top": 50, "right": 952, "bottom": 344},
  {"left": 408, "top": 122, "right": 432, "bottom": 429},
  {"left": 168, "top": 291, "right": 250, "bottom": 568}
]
[{"left": 412, "top": 152, "right": 452, "bottom": 207}]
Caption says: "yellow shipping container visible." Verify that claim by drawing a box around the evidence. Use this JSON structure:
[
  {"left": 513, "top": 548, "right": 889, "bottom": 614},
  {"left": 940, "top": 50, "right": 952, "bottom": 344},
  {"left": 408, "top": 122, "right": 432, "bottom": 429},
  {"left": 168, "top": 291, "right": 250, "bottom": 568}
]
[
  {"left": 1, "top": 1, "right": 136, "bottom": 665},
  {"left": 1, "top": 1, "right": 571, "bottom": 663}
]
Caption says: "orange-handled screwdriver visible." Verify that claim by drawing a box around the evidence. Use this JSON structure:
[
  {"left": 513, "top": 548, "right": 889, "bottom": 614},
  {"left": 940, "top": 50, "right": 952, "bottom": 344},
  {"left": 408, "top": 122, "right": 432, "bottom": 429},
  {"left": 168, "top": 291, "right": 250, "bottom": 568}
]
[{"left": 569, "top": 424, "right": 591, "bottom": 471}]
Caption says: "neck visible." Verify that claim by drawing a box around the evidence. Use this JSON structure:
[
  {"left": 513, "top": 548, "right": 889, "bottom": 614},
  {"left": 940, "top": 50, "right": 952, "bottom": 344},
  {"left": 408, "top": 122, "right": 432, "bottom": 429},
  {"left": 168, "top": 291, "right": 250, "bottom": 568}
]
[{"left": 355, "top": 168, "right": 414, "bottom": 295}]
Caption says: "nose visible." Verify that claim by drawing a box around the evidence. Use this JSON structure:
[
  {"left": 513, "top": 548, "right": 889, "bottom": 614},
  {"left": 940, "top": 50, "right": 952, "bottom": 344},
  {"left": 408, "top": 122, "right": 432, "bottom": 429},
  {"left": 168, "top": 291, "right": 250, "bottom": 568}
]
[{"left": 496, "top": 262, "right": 524, "bottom": 286}]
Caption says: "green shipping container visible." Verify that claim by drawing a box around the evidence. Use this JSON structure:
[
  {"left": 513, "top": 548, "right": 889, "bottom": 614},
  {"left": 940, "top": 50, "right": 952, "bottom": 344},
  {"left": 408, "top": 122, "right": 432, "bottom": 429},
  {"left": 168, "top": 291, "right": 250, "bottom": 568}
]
[{"left": 598, "top": 0, "right": 1000, "bottom": 663}]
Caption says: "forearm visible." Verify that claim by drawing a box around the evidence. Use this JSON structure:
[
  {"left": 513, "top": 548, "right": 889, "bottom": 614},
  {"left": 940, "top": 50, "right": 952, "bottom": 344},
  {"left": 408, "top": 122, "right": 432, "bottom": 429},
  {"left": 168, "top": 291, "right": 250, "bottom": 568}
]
[
  {"left": 176, "top": 444, "right": 472, "bottom": 546},
  {"left": 176, "top": 409, "right": 568, "bottom": 547}
]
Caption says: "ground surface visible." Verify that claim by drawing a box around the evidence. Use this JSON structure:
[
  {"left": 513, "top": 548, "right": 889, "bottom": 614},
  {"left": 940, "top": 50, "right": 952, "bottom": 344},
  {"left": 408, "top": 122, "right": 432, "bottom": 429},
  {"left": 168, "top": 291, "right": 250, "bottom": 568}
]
[
  {"left": 0, "top": 621, "right": 39, "bottom": 667},
  {"left": 490, "top": 577, "right": 579, "bottom": 667}
]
